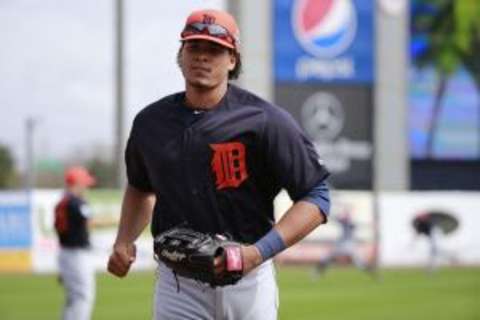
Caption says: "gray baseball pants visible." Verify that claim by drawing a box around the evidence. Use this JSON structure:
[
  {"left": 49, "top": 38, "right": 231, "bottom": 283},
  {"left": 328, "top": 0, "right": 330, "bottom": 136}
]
[
  {"left": 58, "top": 248, "right": 95, "bottom": 320},
  {"left": 153, "top": 260, "right": 279, "bottom": 320}
]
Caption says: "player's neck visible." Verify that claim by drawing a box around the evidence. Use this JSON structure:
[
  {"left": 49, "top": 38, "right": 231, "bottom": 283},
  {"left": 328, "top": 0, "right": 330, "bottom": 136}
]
[{"left": 184, "top": 82, "right": 228, "bottom": 111}]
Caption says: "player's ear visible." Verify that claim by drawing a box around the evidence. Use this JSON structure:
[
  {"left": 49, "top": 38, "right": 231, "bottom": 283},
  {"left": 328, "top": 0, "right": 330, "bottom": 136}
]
[
  {"left": 177, "top": 44, "right": 184, "bottom": 69},
  {"left": 228, "top": 50, "right": 236, "bottom": 71}
]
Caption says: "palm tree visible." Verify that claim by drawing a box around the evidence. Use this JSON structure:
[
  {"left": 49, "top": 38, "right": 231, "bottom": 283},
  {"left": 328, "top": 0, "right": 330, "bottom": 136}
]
[
  {"left": 411, "top": 0, "right": 480, "bottom": 158},
  {"left": 455, "top": 0, "right": 480, "bottom": 155}
]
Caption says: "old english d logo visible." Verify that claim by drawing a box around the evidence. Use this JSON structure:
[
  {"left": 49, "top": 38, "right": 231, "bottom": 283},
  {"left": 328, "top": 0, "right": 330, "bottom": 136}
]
[
  {"left": 210, "top": 142, "right": 248, "bottom": 190},
  {"left": 203, "top": 14, "right": 216, "bottom": 25}
]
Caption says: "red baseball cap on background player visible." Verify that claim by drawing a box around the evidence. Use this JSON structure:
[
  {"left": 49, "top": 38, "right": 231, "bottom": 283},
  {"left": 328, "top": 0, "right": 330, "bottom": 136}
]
[
  {"left": 180, "top": 9, "right": 240, "bottom": 51},
  {"left": 64, "top": 166, "right": 96, "bottom": 187}
]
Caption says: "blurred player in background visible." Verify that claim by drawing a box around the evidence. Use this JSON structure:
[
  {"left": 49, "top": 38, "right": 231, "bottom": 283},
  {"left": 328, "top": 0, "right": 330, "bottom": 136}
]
[
  {"left": 107, "top": 8, "right": 330, "bottom": 320},
  {"left": 54, "top": 166, "right": 96, "bottom": 320},
  {"left": 314, "top": 206, "right": 373, "bottom": 277}
]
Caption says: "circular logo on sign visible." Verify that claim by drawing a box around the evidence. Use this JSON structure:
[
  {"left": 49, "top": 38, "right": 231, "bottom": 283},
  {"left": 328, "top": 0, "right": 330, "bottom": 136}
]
[
  {"left": 301, "top": 92, "right": 345, "bottom": 140},
  {"left": 292, "top": 0, "right": 357, "bottom": 58}
]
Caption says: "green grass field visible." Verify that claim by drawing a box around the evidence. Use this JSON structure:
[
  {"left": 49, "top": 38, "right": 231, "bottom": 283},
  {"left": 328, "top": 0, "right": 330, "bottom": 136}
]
[{"left": 0, "top": 266, "right": 478, "bottom": 320}]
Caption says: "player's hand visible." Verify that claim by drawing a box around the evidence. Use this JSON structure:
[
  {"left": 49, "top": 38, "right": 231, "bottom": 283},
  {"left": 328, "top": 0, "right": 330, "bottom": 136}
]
[
  {"left": 107, "top": 242, "right": 136, "bottom": 278},
  {"left": 241, "top": 245, "right": 263, "bottom": 275},
  {"left": 214, "top": 245, "right": 262, "bottom": 276}
]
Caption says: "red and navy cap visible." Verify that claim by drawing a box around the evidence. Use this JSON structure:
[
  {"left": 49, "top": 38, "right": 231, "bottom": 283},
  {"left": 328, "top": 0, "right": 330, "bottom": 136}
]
[
  {"left": 64, "top": 166, "right": 96, "bottom": 187},
  {"left": 180, "top": 9, "right": 240, "bottom": 51}
]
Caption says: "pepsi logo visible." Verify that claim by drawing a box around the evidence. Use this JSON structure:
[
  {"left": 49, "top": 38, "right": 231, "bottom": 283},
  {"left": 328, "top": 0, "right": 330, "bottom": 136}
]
[{"left": 292, "top": 0, "right": 357, "bottom": 58}]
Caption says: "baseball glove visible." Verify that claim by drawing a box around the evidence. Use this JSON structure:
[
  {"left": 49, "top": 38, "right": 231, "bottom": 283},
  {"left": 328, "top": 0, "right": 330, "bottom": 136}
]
[{"left": 153, "top": 227, "right": 244, "bottom": 287}]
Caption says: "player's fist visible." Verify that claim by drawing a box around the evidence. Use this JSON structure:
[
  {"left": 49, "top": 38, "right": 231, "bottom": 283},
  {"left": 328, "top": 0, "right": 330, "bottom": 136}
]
[{"left": 107, "top": 242, "right": 136, "bottom": 278}]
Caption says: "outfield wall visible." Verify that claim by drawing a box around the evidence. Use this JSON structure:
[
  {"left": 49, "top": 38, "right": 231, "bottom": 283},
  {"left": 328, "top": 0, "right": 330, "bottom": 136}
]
[
  {"left": 275, "top": 191, "right": 480, "bottom": 267},
  {"left": 0, "top": 190, "right": 154, "bottom": 273},
  {"left": 0, "top": 190, "right": 479, "bottom": 272}
]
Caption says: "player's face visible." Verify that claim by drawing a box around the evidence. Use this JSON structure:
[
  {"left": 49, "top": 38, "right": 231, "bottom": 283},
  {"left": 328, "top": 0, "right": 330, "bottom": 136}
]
[
  {"left": 180, "top": 40, "right": 236, "bottom": 89},
  {"left": 68, "top": 183, "right": 88, "bottom": 196}
]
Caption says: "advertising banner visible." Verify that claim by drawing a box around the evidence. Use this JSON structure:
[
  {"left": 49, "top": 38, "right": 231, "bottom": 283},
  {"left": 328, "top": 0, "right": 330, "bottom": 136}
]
[
  {"left": 274, "top": 0, "right": 374, "bottom": 83},
  {"left": 0, "top": 192, "right": 32, "bottom": 272},
  {"left": 275, "top": 84, "right": 373, "bottom": 189},
  {"left": 409, "top": 0, "right": 480, "bottom": 160},
  {"left": 409, "top": 0, "right": 480, "bottom": 189}
]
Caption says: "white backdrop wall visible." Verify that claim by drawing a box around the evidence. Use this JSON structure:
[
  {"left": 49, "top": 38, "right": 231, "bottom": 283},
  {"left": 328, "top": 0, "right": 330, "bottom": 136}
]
[
  {"left": 379, "top": 192, "right": 480, "bottom": 266},
  {"left": 275, "top": 191, "right": 480, "bottom": 267}
]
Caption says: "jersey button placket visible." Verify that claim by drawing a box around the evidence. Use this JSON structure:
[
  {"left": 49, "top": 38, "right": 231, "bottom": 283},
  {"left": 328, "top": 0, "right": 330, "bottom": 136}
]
[{"left": 183, "top": 127, "right": 200, "bottom": 198}]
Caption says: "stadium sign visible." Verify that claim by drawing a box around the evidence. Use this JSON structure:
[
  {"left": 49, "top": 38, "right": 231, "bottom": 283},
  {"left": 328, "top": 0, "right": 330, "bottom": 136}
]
[{"left": 274, "top": 0, "right": 374, "bottom": 83}]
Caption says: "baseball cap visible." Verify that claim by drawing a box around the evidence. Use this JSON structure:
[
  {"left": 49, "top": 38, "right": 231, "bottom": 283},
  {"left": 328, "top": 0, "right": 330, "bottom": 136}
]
[
  {"left": 180, "top": 9, "right": 240, "bottom": 51},
  {"left": 64, "top": 166, "right": 96, "bottom": 187}
]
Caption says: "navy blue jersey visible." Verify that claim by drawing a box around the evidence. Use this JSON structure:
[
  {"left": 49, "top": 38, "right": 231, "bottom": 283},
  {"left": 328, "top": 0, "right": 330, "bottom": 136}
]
[
  {"left": 54, "top": 193, "right": 92, "bottom": 248},
  {"left": 126, "top": 85, "right": 329, "bottom": 243}
]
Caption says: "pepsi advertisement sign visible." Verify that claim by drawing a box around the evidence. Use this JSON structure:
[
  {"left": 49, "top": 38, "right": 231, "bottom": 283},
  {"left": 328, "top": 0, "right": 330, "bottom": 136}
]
[{"left": 274, "top": 0, "right": 374, "bottom": 83}]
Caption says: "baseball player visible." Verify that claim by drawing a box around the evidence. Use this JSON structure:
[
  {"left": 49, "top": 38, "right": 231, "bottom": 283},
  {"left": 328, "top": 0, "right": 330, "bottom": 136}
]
[
  {"left": 107, "top": 9, "right": 330, "bottom": 320},
  {"left": 54, "top": 166, "right": 96, "bottom": 320},
  {"left": 314, "top": 209, "right": 373, "bottom": 277}
]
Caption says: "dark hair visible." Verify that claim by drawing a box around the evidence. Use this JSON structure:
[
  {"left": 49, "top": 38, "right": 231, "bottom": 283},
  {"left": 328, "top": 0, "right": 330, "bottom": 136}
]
[{"left": 177, "top": 44, "right": 242, "bottom": 80}]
